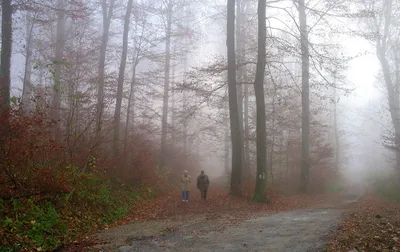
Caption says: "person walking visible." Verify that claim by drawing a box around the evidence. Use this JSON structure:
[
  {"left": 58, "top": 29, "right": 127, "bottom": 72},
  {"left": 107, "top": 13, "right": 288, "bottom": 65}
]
[
  {"left": 197, "top": 170, "right": 210, "bottom": 200},
  {"left": 181, "top": 170, "right": 191, "bottom": 202}
]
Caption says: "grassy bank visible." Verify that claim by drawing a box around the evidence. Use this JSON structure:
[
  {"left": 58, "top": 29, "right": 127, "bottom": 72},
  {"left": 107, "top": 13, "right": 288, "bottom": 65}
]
[{"left": 0, "top": 168, "right": 155, "bottom": 251}]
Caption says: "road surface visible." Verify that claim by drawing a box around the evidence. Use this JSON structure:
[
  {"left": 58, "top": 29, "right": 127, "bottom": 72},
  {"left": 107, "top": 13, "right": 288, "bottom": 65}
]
[{"left": 92, "top": 195, "right": 359, "bottom": 252}]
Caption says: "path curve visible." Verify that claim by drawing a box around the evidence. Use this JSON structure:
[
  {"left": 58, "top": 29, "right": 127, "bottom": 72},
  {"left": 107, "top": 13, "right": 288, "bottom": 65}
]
[{"left": 95, "top": 194, "right": 360, "bottom": 252}]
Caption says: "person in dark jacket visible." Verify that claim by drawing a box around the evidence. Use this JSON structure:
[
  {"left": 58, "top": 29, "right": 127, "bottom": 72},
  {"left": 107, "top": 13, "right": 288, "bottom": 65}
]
[{"left": 197, "top": 170, "right": 210, "bottom": 200}]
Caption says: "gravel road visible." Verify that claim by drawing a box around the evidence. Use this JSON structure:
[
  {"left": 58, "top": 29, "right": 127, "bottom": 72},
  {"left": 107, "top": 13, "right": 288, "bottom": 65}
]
[{"left": 91, "top": 195, "right": 360, "bottom": 252}]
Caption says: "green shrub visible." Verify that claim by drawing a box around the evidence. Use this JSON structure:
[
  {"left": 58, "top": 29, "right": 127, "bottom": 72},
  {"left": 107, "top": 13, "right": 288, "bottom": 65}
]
[
  {"left": 1, "top": 200, "right": 67, "bottom": 250},
  {"left": 325, "top": 184, "right": 343, "bottom": 193},
  {"left": 26, "top": 203, "right": 66, "bottom": 249},
  {"left": 374, "top": 177, "right": 400, "bottom": 203},
  {"left": 1, "top": 166, "right": 153, "bottom": 251}
]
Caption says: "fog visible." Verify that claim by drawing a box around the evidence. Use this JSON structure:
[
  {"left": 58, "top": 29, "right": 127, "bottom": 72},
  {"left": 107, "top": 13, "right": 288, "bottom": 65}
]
[{"left": 3, "top": 0, "right": 400, "bottom": 194}]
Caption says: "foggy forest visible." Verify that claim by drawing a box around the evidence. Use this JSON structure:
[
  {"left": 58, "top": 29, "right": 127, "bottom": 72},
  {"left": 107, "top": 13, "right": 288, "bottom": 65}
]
[{"left": 1, "top": 0, "right": 400, "bottom": 251}]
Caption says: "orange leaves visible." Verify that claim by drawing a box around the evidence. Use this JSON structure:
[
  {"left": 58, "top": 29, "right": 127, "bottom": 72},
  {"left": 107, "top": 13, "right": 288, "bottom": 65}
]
[
  {"left": 0, "top": 110, "right": 67, "bottom": 199},
  {"left": 329, "top": 196, "right": 400, "bottom": 252}
]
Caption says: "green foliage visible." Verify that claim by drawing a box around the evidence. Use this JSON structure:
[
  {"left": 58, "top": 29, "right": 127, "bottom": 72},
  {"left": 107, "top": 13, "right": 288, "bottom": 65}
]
[
  {"left": 365, "top": 170, "right": 400, "bottom": 203},
  {"left": 325, "top": 184, "right": 343, "bottom": 193},
  {"left": 26, "top": 203, "right": 66, "bottom": 249},
  {"left": 1, "top": 200, "right": 66, "bottom": 250},
  {"left": 10, "top": 96, "right": 18, "bottom": 106},
  {"left": 1, "top": 164, "right": 152, "bottom": 251},
  {"left": 374, "top": 178, "right": 400, "bottom": 203}
]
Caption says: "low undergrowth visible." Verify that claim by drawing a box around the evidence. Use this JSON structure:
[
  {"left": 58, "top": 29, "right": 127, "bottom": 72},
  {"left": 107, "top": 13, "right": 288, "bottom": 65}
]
[
  {"left": 0, "top": 169, "right": 154, "bottom": 251},
  {"left": 0, "top": 111, "right": 163, "bottom": 251},
  {"left": 374, "top": 178, "right": 400, "bottom": 204}
]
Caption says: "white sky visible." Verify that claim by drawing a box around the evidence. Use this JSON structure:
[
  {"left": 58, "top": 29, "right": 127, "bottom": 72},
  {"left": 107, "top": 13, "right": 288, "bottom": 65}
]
[{"left": 344, "top": 37, "right": 380, "bottom": 104}]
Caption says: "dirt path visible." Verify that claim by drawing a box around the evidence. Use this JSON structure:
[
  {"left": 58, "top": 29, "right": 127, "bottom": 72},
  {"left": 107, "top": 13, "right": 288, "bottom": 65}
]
[{"left": 83, "top": 193, "right": 360, "bottom": 252}]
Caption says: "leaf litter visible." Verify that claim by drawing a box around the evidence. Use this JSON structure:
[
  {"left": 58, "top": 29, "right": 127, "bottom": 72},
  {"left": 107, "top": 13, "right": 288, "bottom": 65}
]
[
  {"left": 328, "top": 196, "right": 400, "bottom": 252},
  {"left": 61, "top": 188, "right": 337, "bottom": 251}
]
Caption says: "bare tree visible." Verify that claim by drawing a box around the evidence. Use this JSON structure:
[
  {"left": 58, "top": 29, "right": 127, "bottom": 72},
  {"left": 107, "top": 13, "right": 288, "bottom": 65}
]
[
  {"left": 95, "top": 0, "right": 116, "bottom": 140},
  {"left": 21, "top": 13, "right": 35, "bottom": 114},
  {"left": 114, "top": 0, "right": 134, "bottom": 157},
  {"left": 159, "top": 0, "right": 173, "bottom": 170},
  {"left": 227, "top": 0, "right": 243, "bottom": 196},
  {"left": 253, "top": 0, "right": 267, "bottom": 202},
  {"left": 373, "top": 0, "right": 400, "bottom": 173},
  {"left": 123, "top": 1, "right": 161, "bottom": 161},
  {"left": 236, "top": 0, "right": 246, "bottom": 175},
  {"left": 356, "top": 0, "right": 400, "bottom": 177},
  {"left": 297, "top": 0, "right": 311, "bottom": 193},
  {"left": 333, "top": 80, "right": 340, "bottom": 172},
  {"left": 51, "top": 0, "right": 66, "bottom": 141}
]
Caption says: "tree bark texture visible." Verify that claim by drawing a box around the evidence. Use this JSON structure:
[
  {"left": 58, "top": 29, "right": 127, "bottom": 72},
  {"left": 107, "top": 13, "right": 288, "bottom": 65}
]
[
  {"left": 227, "top": 0, "right": 243, "bottom": 196},
  {"left": 253, "top": 0, "right": 267, "bottom": 202}
]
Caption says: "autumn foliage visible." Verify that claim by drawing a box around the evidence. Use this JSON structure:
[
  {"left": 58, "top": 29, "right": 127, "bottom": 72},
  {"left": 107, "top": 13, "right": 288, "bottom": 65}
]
[
  {"left": 0, "top": 108, "right": 197, "bottom": 250},
  {"left": 1, "top": 110, "right": 69, "bottom": 198}
]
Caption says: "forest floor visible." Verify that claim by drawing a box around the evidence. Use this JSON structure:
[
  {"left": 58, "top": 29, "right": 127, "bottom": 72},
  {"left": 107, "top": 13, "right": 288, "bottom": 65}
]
[
  {"left": 328, "top": 195, "right": 400, "bottom": 251},
  {"left": 60, "top": 189, "right": 361, "bottom": 252}
]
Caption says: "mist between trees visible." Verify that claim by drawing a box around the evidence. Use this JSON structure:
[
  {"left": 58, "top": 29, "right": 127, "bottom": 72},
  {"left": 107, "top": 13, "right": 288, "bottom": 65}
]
[{"left": 0, "top": 0, "right": 400, "bottom": 249}]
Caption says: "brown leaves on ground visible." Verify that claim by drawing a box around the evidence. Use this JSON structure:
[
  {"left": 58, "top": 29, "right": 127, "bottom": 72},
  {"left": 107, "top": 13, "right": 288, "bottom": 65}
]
[
  {"left": 62, "top": 188, "right": 337, "bottom": 251},
  {"left": 328, "top": 196, "right": 400, "bottom": 252},
  {"left": 112, "top": 188, "right": 334, "bottom": 228}
]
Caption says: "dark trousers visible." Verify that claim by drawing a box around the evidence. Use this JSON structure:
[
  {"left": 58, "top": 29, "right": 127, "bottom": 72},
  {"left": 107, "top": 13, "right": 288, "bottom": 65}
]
[{"left": 200, "top": 189, "right": 207, "bottom": 200}]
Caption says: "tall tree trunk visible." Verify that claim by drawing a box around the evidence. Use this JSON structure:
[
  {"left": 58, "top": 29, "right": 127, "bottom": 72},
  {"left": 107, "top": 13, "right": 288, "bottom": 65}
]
[
  {"left": 286, "top": 137, "right": 290, "bottom": 187},
  {"left": 124, "top": 18, "right": 140, "bottom": 163},
  {"left": 244, "top": 79, "right": 250, "bottom": 173},
  {"left": 123, "top": 57, "right": 138, "bottom": 162},
  {"left": 224, "top": 100, "right": 230, "bottom": 175},
  {"left": 252, "top": 0, "right": 267, "bottom": 202},
  {"left": 394, "top": 50, "right": 400, "bottom": 175},
  {"left": 375, "top": 0, "right": 400, "bottom": 177},
  {"left": 159, "top": 0, "right": 173, "bottom": 170},
  {"left": 51, "top": 0, "right": 66, "bottom": 142},
  {"left": 227, "top": 0, "right": 243, "bottom": 196},
  {"left": 236, "top": 0, "right": 245, "bottom": 176},
  {"left": 241, "top": 0, "right": 250, "bottom": 176},
  {"left": 333, "top": 85, "right": 340, "bottom": 172},
  {"left": 183, "top": 50, "right": 188, "bottom": 159},
  {"left": 95, "top": 0, "right": 115, "bottom": 140},
  {"left": 196, "top": 135, "right": 200, "bottom": 156},
  {"left": 269, "top": 130, "right": 275, "bottom": 183},
  {"left": 379, "top": 49, "right": 400, "bottom": 173},
  {"left": 278, "top": 135, "right": 284, "bottom": 182},
  {"left": 113, "top": 0, "right": 133, "bottom": 158},
  {"left": 22, "top": 13, "right": 34, "bottom": 114},
  {"left": 182, "top": 7, "right": 190, "bottom": 159},
  {"left": 298, "top": 0, "right": 310, "bottom": 193},
  {"left": 171, "top": 44, "right": 176, "bottom": 149},
  {"left": 0, "top": 0, "right": 12, "bottom": 144},
  {"left": 269, "top": 91, "right": 276, "bottom": 184},
  {"left": 224, "top": 129, "right": 230, "bottom": 175},
  {"left": 37, "top": 60, "right": 45, "bottom": 111}
]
